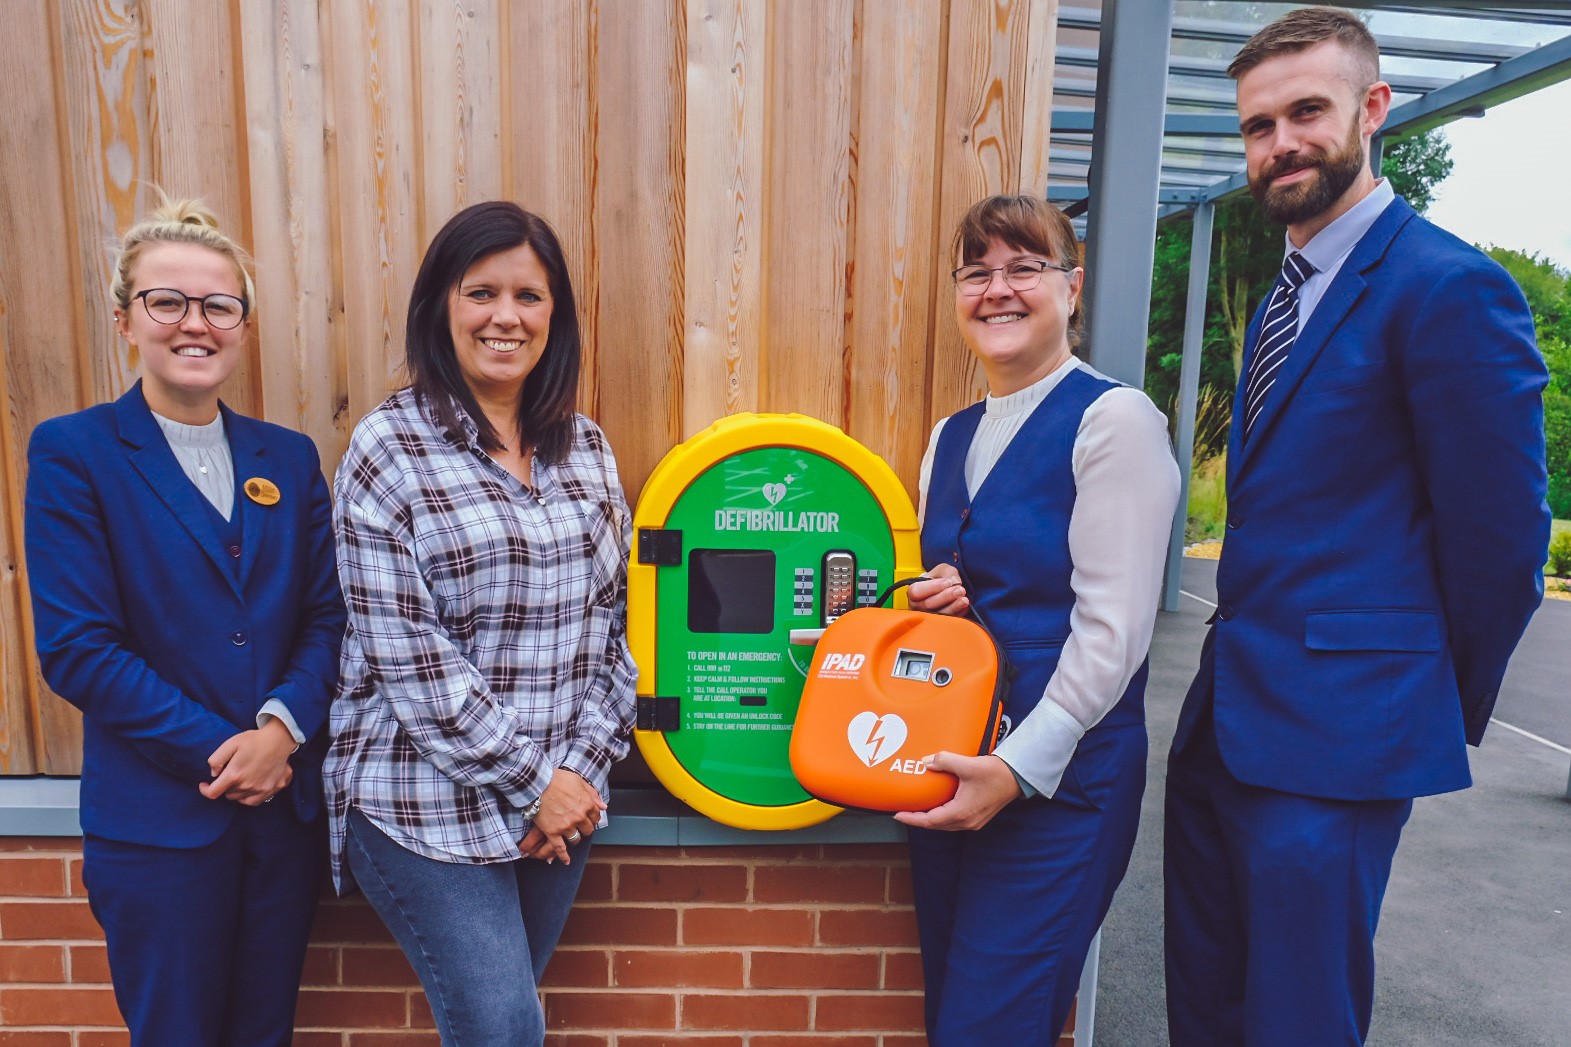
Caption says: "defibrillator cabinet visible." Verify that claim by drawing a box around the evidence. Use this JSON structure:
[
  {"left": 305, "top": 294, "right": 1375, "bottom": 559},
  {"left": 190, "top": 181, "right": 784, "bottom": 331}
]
[{"left": 629, "top": 414, "right": 923, "bottom": 830}]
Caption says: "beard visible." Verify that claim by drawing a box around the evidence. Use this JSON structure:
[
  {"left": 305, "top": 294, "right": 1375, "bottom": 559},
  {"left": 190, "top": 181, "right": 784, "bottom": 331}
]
[{"left": 1248, "top": 118, "right": 1367, "bottom": 226}]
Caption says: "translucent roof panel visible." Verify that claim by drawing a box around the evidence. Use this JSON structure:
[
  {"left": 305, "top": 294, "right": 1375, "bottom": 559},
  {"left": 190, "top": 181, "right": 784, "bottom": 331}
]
[{"left": 1047, "top": 1, "right": 1571, "bottom": 214}]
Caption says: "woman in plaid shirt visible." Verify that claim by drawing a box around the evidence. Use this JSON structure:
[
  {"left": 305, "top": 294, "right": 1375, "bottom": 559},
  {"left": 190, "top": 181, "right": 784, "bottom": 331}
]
[{"left": 325, "top": 201, "right": 638, "bottom": 1046}]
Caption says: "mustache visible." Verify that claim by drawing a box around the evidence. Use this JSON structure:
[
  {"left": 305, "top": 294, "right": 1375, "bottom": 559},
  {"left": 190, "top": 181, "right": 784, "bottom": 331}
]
[{"left": 1261, "top": 151, "right": 1328, "bottom": 183}]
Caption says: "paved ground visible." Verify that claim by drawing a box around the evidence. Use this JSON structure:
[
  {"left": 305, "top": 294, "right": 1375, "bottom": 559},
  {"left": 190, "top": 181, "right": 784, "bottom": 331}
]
[{"left": 1092, "top": 558, "right": 1571, "bottom": 1046}]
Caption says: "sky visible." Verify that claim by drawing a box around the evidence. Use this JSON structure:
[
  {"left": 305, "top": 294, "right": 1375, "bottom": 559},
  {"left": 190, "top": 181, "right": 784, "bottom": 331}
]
[{"left": 1423, "top": 77, "right": 1571, "bottom": 273}]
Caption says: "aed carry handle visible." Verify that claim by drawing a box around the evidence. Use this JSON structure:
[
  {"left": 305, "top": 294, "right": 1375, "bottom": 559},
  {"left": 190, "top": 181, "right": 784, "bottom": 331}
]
[{"left": 875, "top": 575, "right": 1019, "bottom": 694}]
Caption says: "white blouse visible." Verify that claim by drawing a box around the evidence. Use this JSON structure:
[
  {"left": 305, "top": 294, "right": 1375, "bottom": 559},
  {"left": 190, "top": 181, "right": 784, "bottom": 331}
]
[
  {"left": 918, "top": 356, "right": 1181, "bottom": 797},
  {"left": 152, "top": 411, "right": 234, "bottom": 520}
]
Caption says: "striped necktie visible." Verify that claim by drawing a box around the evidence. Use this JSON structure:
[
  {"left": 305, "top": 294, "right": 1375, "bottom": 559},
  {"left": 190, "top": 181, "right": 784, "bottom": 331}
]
[{"left": 1242, "top": 251, "right": 1315, "bottom": 442}]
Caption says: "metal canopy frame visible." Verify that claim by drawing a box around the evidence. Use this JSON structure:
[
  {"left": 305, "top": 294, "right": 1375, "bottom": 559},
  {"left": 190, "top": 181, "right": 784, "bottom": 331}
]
[{"left": 1063, "top": 2, "right": 1571, "bottom": 617}]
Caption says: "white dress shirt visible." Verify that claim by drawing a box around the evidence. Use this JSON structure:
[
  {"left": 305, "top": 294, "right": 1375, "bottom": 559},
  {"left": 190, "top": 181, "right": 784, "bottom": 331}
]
[
  {"left": 1291, "top": 177, "right": 1394, "bottom": 331},
  {"left": 918, "top": 357, "right": 1181, "bottom": 797}
]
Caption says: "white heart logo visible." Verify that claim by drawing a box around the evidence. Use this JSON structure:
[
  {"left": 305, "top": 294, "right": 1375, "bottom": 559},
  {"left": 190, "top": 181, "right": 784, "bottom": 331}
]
[
  {"left": 762, "top": 482, "right": 787, "bottom": 506},
  {"left": 847, "top": 711, "right": 907, "bottom": 768}
]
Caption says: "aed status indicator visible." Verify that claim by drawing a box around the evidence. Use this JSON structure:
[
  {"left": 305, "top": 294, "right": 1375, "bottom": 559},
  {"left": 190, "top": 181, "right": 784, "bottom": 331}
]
[{"left": 629, "top": 414, "right": 921, "bottom": 830}]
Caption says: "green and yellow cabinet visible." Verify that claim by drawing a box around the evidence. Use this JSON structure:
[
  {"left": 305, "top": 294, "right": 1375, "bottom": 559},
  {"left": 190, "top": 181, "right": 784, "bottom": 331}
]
[{"left": 628, "top": 414, "right": 923, "bottom": 830}]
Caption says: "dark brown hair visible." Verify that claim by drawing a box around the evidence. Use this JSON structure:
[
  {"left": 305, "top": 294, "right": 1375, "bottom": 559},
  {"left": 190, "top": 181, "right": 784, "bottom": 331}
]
[
  {"left": 405, "top": 201, "right": 580, "bottom": 463},
  {"left": 1227, "top": 6, "right": 1379, "bottom": 86},
  {"left": 951, "top": 194, "right": 1083, "bottom": 346}
]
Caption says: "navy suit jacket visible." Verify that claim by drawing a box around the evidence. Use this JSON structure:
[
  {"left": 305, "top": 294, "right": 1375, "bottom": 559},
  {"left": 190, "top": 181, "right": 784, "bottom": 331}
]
[
  {"left": 25, "top": 383, "right": 344, "bottom": 846},
  {"left": 1175, "top": 197, "right": 1550, "bottom": 801}
]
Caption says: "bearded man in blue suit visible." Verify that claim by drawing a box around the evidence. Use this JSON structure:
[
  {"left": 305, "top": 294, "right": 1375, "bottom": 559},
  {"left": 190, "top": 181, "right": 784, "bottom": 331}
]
[{"left": 1163, "top": 8, "right": 1550, "bottom": 1046}]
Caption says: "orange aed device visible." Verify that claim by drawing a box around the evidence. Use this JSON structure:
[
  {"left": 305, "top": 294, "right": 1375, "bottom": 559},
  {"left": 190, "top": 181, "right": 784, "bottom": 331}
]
[{"left": 789, "top": 586, "right": 1006, "bottom": 813}]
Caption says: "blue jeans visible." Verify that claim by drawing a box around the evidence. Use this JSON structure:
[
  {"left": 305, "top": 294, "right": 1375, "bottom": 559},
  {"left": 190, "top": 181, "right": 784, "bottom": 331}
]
[{"left": 345, "top": 808, "right": 589, "bottom": 1046}]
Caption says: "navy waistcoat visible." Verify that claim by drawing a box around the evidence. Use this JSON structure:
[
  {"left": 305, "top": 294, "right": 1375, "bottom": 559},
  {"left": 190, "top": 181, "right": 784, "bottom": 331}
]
[{"left": 921, "top": 366, "right": 1147, "bottom": 730}]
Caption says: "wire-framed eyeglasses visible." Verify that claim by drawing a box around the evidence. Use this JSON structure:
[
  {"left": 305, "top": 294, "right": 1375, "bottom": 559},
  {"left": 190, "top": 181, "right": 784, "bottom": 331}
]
[
  {"left": 952, "top": 259, "right": 1075, "bottom": 295},
  {"left": 133, "top": 288, "right": 249, "bottom": 330}
]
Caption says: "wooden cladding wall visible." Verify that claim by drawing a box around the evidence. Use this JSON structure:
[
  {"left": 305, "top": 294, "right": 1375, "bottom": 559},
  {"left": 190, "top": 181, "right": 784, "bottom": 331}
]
[{"left": 0, "top": 0, "right": 1057, "bottom": 775}]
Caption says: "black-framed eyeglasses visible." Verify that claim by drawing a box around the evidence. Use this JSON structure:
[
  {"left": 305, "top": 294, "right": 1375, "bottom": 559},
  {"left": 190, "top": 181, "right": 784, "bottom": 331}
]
[
  {"left": 952, "top": 259, "right": 1075, "bottom": 295},
  {"left": 133, "top": 288, "right": 249, "bottom": 330}
]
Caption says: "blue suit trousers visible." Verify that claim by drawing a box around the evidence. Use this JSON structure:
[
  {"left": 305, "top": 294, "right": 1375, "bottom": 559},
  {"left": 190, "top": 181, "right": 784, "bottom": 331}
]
[
  {"left": 1164, "top": 712, "right": 1411, "bottom": 1047},
  {"left": 908, "top": 722, "right": 1146, "bottom": 1044},
  {"left": 83, "top": 802, "right": 325, "bottom": 1047}
]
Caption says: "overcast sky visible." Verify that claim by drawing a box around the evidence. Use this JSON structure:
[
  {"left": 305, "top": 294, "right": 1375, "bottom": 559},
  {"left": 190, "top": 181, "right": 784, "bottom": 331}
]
[{"left": 1423, "top": 77, "right": 1571, "bottom": 272}]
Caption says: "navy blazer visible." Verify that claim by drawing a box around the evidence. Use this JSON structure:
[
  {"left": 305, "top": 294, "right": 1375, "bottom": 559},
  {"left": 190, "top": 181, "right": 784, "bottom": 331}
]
[
  {"left": 1177, "top": 197, "right": 1550, "bottom": 802},
  {"left": 25, "top": 383, "right": 344, "bottom": 847}
]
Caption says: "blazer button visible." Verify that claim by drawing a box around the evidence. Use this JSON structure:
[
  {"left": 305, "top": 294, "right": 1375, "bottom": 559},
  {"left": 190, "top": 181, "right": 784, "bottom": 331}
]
[
  {"left": 1226, "top": 516, "right": 1244, "bottom": 530},
  {"left": 1216, "top": 605, "right": 1235, "bottom": 621},
  {"left": 231, "top": 631, "right": 247, "bottom": 646},
  {"left": 227, "top": 544, "right": 242, "bottom": 557}
]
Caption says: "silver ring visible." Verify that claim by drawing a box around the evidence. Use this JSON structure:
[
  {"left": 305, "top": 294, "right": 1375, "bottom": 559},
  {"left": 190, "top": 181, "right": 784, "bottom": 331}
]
[
  {"left": 566, "top": 830, "right": 582, "bottom": 843},
  {"left": 263, "top": 797, "right": 274, "bottom": 803}
]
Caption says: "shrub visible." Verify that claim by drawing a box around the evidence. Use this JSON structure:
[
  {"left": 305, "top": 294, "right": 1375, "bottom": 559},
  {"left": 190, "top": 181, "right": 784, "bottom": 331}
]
[
  {"left": 1187, "top": 452, "right": 1227, "bottom": 543},
  {"left": 1547, "top": 531, "right": 1571, "bottom": 578},
  {"left": 1191, "top": 386, "right": 1233, "bottom": 464}
]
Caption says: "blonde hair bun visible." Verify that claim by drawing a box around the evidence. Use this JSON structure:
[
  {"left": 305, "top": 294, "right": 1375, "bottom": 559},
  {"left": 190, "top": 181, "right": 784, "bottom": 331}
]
[
  {"left": 149, "top": 197, "right": 223, "bottom": 232},
  {"left": 111, "top": 190, "right": 255, "bottom": 313}
]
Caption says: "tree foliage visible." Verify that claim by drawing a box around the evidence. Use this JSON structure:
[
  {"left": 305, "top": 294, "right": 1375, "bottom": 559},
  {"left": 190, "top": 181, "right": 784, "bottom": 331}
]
[
  {"left": 1486, "top": 247, "right": 1571, "bottom": 344},
  {"left": 1488, "top": 248, "right": 1571, "bottom": 518},
  {"left": 1380, "top": 131, "right": 1455, "bottom": 214},
  {"left": 1544, "top": 375, "right": 1571, "bottom": 520}
]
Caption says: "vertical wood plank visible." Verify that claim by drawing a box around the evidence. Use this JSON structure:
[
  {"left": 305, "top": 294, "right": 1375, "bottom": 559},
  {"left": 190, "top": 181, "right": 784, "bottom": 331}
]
[
  {"left": 760, "top": 0, "right": 855, "bottom": 425},
  {"left": 1017, "top": 0, "right": 1059, "bottom": 195},
  {"left": 140, "top": 0, "right": 259, "bottom": 417},
  {"left": 57, "top": 0, "right": 155, "bottom": 407},
  {"left": 325, "top": 0, "right": 422, "bottom": 424},
  {"left": 0, "top": 307, "right": 43, "bottom": 775},
  {"left": 846, "top": 0, "right": 946, "bottom": 499},
  {"left": 0, "top": 3, "right": 96, "bottom": 774},
  {"left": 507, "top": 0, "right": 598, "bottom": 418},
  {"left": 929, "top": 0, "right": 1034, "bottom": 427},
  {"left": 683, "top": 0, "right": 766, "bottom": 434},
  {"left": 416, "top": 0, "right": 504, "bottom": 225},
  {"left": 238, "top": 0, "right": 346, "bottom": 466},
  {"left": 592, "top": 0, "right": 685, "bottom": 499}
]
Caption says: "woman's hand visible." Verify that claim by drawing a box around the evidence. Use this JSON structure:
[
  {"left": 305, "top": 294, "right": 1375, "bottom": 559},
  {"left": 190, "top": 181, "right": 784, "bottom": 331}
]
[
  {"left": 905, "top": 564, "right": 970, "bottom": 617},
  {"left": 518, "top": 768, "right": 607, "bottom": 864},
  {"left": 893, "top": 752, "right": 1021, "bottom": 831},
  {"left": 200, "top": 718, "right": 297, "bottom": 805}
]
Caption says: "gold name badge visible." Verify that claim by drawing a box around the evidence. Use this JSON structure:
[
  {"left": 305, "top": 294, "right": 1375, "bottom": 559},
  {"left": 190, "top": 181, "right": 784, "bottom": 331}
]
[{"left": 244, "top": 477, "right": 281, "bottom": 506}]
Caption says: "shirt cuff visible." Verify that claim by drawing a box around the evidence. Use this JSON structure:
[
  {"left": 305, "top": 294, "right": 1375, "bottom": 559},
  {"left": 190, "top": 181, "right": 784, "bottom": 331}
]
[
  {"left": 992, "top": 699, "right": 1086, "bottom": 798},
  {"left": 257, "top": 700, "right": 306, "bottom": 747},
  {"left": 520, "top": 767, "right": 555, "bottom": 820},
  {"left": 997, "top": 756, "right": 1039, "bottom": 799}
]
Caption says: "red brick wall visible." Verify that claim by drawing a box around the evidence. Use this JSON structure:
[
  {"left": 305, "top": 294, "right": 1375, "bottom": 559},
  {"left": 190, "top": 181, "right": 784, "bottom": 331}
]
[{"left": 0, "top": 837, "right": 1077, "bottom": 1045}]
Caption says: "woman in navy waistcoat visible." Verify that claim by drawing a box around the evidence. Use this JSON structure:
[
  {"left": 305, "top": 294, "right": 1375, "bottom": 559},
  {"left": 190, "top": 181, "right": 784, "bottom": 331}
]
[{"left": 896, "top": 195, "right": 1180, "bottom": 1043}]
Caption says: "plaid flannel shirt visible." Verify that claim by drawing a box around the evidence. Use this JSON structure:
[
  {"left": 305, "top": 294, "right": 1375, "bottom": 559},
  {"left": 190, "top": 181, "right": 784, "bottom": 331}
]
[{"left": 325, "top": 389, "right": 636, "bottom": 890}]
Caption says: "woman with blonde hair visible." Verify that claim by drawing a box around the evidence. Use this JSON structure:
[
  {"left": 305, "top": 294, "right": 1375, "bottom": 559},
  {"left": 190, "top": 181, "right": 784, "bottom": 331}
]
[{"left": 25, "top": 196, "right": 344, "bottom": 1046}]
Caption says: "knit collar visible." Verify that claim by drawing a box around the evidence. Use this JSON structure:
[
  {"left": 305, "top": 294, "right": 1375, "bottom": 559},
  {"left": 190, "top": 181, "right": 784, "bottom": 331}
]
[
  {"left": 984, "top": 355, "right": 1082, "bottom": 418},
  {"left": 151, "top": 409, "right": 227, "bottom": 449}
]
